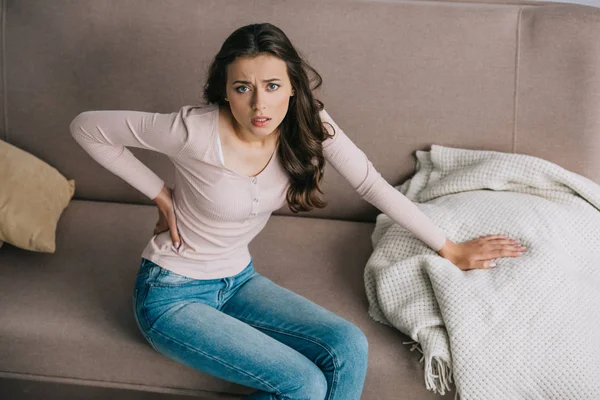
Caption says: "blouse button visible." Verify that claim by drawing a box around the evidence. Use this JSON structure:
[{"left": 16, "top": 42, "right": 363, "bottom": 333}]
[
  {"left": 253, "top": 198, "right": 258, "bottom": 202},
  {"left": 251, "top": 178, "right": 257, "bottom": 184},
  {"left": 250, "top": 212, "right": 256, "bottom": 217}
]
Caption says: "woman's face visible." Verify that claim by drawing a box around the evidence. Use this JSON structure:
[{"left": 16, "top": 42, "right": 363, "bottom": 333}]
[{"left": 224, "top": 54, "right": 294, "bottom": 143}]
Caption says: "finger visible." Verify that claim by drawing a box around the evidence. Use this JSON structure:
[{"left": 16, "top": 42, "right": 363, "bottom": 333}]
[
  {"left": 484, "top": 238, "right": 523, "bottom": 248},
  {"left": 490, "top": 247, "right": 525, "bottom": 258},
  {"left": 490, "top": 244, "right": 526, "bottom": 252},
  {"left": 170, "top": 232, "right": 180, "bottom": 248},
  {"left": 486, "top": 238, "right": 521, "bottom": 245},
  {"left": 471, "top": 244, "right": 521, "bottom": 261},
  {"left": 463, "top": 260, "right": 496, "bottom": 270},
  {"left": 477, "top": 260, "right": 497, "bottom": 269},
  {"left": 169, "top": 214, "right": 181, "bottom": 248},
  {"left": 175, "top": 226, "right": 184, "bottom": 245}
]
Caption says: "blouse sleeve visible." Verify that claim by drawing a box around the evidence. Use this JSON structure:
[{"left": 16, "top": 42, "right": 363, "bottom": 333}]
[
  {"left": 320, "top": 108, "right": 447, "bottom": 252},
  {"left": 69, "top": 105, "right": 193, "bottom": 200}
]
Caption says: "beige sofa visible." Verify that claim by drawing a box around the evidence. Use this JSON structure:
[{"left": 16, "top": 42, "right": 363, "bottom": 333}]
[{"left": 1, "top": 0, "right": 599, "bottom": 399}]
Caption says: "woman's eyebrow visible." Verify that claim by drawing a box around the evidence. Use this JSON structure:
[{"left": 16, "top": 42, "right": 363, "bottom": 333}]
[{"left": 232, "top": 78, "right": 282, "bottom": 84}]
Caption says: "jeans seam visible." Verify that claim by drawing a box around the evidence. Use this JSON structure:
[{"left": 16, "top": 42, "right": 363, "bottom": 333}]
[
  {"left": 134, "top": 288, "right": 159, "bottom": 351},
  {"left": 139, "top": 286, "right": 152, "bottom": 332},
  {"left": 148, "top": 322, "right": 283, "bottom": 397},
  {"left": 237, "top": 319, "right": 339, "bottom": 400}
]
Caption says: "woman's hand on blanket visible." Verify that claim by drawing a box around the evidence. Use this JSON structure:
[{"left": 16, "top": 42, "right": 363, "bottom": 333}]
[
  {"left": 152, "top": 184, "right": 184, "bottom": 251},
  {"left": 437, "top": 235, "right": 526, "bottom": 270}
]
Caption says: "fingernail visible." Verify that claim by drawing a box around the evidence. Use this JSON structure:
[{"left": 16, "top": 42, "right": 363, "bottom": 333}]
[
  {"left": 489, "top": 262, "right": 496, "bottom": 267},
  {"left": 174, "top": 242, "right": 180, "bottom": 249},
  {"left": 517, "top": 252, "right": 523, "bottom": 255}
]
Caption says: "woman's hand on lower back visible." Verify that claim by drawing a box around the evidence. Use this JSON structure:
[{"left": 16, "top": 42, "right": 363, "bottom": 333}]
[
  {"left": 437, "top": 235, "right": 526, "bottom": 270},
  {"left": 152, "top": 185, "right": 183, "bottom": 250}
]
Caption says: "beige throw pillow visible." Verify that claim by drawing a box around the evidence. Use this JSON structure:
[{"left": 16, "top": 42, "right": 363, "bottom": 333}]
[{"left": 0, "top": 139, "right": 75, "bottom": 253}]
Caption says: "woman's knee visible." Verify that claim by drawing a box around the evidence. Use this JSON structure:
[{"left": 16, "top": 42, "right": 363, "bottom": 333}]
[
  {"left": 331, "top": 321, "right": 369, "bottom": 364},
  {"left": 248, "top": 368, "right": 326, "bottom": 400},
  {"left": 293, "top": 364, "right": 328, "bottom": 400}
]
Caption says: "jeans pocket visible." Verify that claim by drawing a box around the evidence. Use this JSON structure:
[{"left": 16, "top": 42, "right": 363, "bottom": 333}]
[{"left": 150, "top": 267, "right": 197, "bottom": 288}]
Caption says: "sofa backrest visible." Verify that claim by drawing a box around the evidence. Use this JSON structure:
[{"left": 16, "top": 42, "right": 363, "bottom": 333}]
[{"left": 3, "top": 0, "right": 599, "bottom": 222}]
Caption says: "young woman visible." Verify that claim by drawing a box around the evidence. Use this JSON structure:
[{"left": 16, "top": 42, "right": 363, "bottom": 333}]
[{"left": 70, "top": 23, "right": 525, "bottom": 400}]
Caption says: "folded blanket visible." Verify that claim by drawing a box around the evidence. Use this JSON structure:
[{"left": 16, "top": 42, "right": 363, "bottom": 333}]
[{"left": 364, "top": 145, "right": 600, "bottom": 399}]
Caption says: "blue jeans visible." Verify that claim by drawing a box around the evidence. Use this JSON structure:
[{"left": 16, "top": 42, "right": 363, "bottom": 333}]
[{"left": 132, "top": 258, "right": 368, "bottom": 400}]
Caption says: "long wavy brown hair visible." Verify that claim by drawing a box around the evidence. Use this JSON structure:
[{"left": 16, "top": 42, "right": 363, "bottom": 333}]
[{"left": 203, "top": 23, "right": 335, "bottom": 213}]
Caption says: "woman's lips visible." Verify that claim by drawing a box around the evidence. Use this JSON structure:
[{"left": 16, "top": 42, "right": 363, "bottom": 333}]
[{"left": 251, "top": 116, "right": 271, "bottom": 127}]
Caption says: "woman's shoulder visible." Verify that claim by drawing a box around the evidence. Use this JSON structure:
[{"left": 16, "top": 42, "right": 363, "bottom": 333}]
[
  {"left": 178, "top": 103, "right": 220, "bottom": 132},
  {"left": 175, "top": 103, "right": 220, "bottom": 160},
  {"left": 181, "top": 103, "right": 219, "bottom": 119}
]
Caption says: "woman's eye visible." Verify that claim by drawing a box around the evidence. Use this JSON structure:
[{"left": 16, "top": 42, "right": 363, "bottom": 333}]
[
  {"left": 235, "top": 86, "right": 249, "bottom": 93},
  {"left": 268, "top": 83, "right": 280, "bottom": 91}
]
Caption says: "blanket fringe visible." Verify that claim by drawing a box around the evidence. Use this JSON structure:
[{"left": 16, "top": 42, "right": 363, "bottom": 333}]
[{"left": 403, "top": 340, "right": 456, "bottom": 397}]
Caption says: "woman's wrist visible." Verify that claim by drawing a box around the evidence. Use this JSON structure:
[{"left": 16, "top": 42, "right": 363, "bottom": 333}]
[
  {"left": 437, "top": 238, "right": 458, "bottom": 261},
  {"left": 152, "top": 184, "right": 171, "bottom": 206}
]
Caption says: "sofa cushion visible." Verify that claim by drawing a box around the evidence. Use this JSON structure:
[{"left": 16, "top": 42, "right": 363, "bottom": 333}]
[
  {"left": 0, "top": 199, "right": 449, "bottom": 399},
  {"left": 0, "top": 139, "right": 75, "bottom": 253}
]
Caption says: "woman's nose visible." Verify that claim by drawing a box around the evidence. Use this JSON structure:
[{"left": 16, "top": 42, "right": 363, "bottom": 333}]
[{"left": 251, "top": 91, "right": 267, "bottom": 110}]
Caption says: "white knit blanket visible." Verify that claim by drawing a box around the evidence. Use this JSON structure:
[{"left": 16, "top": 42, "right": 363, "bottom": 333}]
[{"left": 364, "top": 145, "right": 600, "bottom": 399}]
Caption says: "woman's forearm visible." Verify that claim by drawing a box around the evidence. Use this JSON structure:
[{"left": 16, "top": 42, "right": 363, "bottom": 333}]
[{"left": 152, "top": 184, "right": 171, "bottom": 205}]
